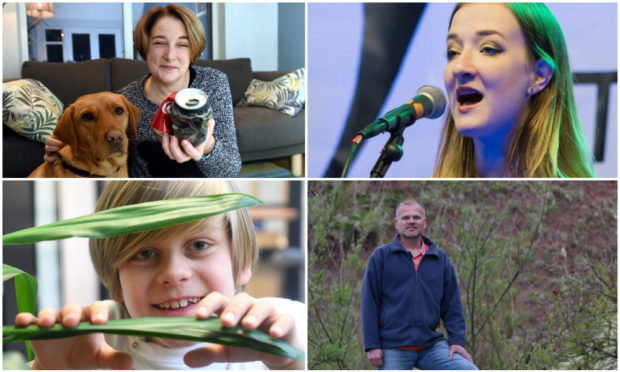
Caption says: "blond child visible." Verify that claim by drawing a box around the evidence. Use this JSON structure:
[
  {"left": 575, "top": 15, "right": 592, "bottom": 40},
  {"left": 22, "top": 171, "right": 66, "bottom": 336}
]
[{"left": 15, "top": 180, "right": 305, "bottom": 369}]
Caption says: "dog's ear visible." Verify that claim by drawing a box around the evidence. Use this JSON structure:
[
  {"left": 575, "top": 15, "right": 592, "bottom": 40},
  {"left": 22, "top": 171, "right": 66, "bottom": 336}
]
[
  {"left": 121, "top": 95, "right": 140, "bottom": 140},
  {"left": 53, "top": 104, "right": 77, "bottom": 148}
]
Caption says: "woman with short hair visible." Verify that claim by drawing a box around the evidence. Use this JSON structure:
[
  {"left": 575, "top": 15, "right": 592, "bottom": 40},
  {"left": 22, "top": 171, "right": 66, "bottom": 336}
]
[{"left": 45, "top": 5, "right": 241, "bottom": 177}]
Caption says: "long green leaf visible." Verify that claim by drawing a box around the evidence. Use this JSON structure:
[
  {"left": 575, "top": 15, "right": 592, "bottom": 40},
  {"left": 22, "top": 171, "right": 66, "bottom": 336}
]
[
  {"left": 4, "top": 265, "right": 39, "bottom": 314},
  {"left": 14, "top": 274, "right": 38, "bottom": 315},
  {"left": 3, "top": 317, "right": 304, "bottom": 361},
  {"left": 3, "top": 194, "right": 261, "bottom": 245},
  {"left": 3, "top": 264, "right": 38, "bottom": 360},
  {"left": 3, "top": 264, "right": 30, "bottom": 282}
]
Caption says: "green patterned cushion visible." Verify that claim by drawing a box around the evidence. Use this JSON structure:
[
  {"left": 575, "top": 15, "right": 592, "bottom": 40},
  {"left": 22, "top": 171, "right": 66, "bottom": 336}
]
[
  {"left": 3, "top": 79, "right": 64, "bottom": 143},
  {"left": 237, "top": 68, "right": 305, "bottom": 117}
]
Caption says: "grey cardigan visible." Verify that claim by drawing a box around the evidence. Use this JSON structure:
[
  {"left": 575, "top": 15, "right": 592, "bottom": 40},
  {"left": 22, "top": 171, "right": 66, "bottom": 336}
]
[{"left": 118, "top": 65, "right": 241, "bottom": 177}]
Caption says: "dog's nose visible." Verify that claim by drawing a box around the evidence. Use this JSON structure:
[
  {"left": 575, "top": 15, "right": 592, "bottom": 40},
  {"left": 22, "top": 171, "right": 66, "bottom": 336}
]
[{"left": 105, "top": 130, "right": 124, "bottom": 144}]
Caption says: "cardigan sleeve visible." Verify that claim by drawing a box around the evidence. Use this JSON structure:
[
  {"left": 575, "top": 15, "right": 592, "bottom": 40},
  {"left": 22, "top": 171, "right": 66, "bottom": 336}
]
[{"left": 193, "top": 69, "right": 242, "bottom": 177}]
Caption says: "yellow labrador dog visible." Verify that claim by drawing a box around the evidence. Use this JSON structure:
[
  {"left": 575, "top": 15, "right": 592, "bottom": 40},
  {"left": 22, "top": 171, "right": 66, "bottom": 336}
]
[{"left": 29, "top": 92, "right": 140, "bottom": 178}]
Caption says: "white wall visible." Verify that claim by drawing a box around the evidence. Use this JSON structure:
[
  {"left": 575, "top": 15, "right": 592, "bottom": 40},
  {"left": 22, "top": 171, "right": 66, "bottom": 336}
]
[
  {"left": 2, "top": 3, "right": 28, "bottom": 80},
  {"left": 54, "top": 2, "right": 121, "bottom": 20},
  {"left": 31, "top": 180, "right": 101, "bottom": 309},
  {"left": 58, "top": 181, "right": 100, "bottom": 306},
  {"left": 278, "top": 3, "right": 305, "bottom": 70},
  {"left": 30, "top": 3, "right": 123, "bottom": 62},
  {"left": 223, "top": 3, "right": 278, "bottom": 70},
  {"left": 5, "top": 3, "right": 282, "bottom": 74}
]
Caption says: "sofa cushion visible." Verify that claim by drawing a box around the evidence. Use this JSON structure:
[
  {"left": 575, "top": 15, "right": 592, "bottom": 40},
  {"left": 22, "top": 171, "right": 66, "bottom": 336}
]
[
  {"left": 196, "top": 58, "right": 252, "bottom": 105},
  {"left": 3, "top": 125, "right": 45, "bottom": 177},
  {"left": 237, "top": 68, "right": 305, "bottom": 117},
  {"left": 21, "top": 59, "right": 111, "bottom": 107},
  {"left": 234, "top": 106, "right": 305, "bottom": 153},
  {"left": 110, "top": 58, "right": 150, "bottom": 92},
  {"left": 253, "top": 70, "right": 297, "bottom": 81},
  {"left": 2, "top": 79, "right": 64, "bottom": 143}
]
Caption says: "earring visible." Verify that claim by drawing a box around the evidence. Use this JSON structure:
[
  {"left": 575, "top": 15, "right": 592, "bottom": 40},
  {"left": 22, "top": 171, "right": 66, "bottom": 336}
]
[{"left": 527, "top": 87, "right": 535, "bottom": 95}]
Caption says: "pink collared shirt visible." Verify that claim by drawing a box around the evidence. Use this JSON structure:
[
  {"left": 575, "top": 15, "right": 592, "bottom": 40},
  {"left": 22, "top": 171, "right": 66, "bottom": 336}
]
[{"left": 412, "top": 241, "right": 429, "bottom": 271}]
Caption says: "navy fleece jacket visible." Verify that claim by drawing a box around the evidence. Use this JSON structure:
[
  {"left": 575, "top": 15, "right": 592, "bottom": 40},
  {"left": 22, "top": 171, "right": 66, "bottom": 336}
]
[{"left": 361, "top": 235, "right": 467, "bottom": 351}]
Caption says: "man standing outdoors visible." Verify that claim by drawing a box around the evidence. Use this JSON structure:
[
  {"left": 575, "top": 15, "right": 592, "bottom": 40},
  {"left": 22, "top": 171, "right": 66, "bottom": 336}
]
[{"left": 361, "top": 199, "right": 478, "bottom": 369}]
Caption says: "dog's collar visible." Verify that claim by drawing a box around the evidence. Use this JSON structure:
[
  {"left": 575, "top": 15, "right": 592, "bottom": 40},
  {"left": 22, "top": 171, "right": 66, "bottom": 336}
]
[{"left": 58, "top": 154, "right": 120, "bottom": 178}]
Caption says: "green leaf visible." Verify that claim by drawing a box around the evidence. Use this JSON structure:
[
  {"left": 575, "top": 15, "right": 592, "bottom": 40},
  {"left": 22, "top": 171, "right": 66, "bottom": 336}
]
[
  {"left": 2, "top": 265, "right": 38, "bottom": 315},
  {"left": 15, "top": 273, "right": 38, "bottom": 316},
  {"left": 3, "top": 264, "right": 29, "bottom": 282},
  {"left": 3, "top": 264, "right": 38, "bottom": 360},
  {"left": 3, "top": 316, "right": 304, "bottom": 361},
  {"left": 3, "top": 193, "right": 262, "bottom": 245}
]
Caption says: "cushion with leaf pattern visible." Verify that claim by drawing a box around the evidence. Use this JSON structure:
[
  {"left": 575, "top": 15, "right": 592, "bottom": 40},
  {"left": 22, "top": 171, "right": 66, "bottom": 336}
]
[
  {"left": 3, "top": 79, "right": 64, "bottom": 143},
  {"left": 237, "top": 68, "right": 305, "bottom": 117}
]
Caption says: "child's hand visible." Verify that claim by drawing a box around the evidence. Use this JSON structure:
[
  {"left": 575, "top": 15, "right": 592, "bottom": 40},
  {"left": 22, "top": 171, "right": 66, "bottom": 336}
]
[
  {"left": 184, "top": 292, "right": 304, "bottom": 370},
  {"left": 14, "top": 301, "right": 133, "bottom": 369}
]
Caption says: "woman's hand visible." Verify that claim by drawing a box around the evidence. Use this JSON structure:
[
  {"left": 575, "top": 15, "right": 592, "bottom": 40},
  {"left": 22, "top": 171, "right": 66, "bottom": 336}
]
[
  {"left": 43, "top": 135, "right": 65, "bottom": 162},
  {"left": 15, "top": 302, "right": 133, "bottom": 370},
  {"left": 161, "top": 119, "right": 216, "bottom": 162},
  {"left": 184, "top": 292, "right": 304, "bottom": 370}
]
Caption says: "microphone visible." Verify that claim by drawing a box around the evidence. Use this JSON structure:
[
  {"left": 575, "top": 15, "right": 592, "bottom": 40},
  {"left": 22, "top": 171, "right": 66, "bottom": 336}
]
[{"left": 357, "top": 85, "right": 447, "bottom": 140}]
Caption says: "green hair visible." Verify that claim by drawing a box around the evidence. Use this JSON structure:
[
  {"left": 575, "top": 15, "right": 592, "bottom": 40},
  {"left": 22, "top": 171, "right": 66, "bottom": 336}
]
[{"left": 434, "top": 3, "right": 594, "bottom": 178}]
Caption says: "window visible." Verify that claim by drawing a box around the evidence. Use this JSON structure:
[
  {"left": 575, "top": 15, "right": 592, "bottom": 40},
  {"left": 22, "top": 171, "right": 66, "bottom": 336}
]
[
  {"left": 28, "top": 3, "right": 123, "bottom": 62},
  {"left": 99, "top": 34, "right": 116, "bottom": 59},
  {"left": 71, "top": 34, "right": 91, "bottom": 61},
  {"left": 44, "top": 28, "right": 63, "bottom": 62}
]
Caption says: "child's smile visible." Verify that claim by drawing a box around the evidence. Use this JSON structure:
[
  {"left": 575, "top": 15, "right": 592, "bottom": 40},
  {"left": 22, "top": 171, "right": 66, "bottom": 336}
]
[
  {"left": 117, "top": 216, "right": 239, "bottom": 320},
  {"left": 152, "top": 295, "right": 205, "bottom": 315},
  {"left": 115, "top": 216, "right": 249, "bottom": 347}
]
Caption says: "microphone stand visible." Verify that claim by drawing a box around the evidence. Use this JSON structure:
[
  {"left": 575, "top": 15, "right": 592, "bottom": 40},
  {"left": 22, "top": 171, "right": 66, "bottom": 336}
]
[{"left": 370, "top": 128, "right": 404, "bottom": 178}]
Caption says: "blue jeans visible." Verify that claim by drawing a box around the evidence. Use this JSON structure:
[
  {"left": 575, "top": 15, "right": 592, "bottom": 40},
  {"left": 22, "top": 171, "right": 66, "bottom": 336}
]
[{"left": 378, "top": 340, "right": 478, "bottom": 370}]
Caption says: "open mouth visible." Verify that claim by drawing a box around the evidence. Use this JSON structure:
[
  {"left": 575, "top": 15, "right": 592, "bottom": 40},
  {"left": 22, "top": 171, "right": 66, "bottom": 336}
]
[
  {"left": 153, "top": 296, "right": 204, "bottom": 310},
  {"left": 456, "top": 87, "right": 483, "bottom": 106}
]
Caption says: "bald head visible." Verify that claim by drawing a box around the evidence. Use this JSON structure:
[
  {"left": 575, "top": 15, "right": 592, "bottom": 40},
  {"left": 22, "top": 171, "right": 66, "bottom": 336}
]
[{"left": 395, "top": 199, "right": 426, "bottom": 219}]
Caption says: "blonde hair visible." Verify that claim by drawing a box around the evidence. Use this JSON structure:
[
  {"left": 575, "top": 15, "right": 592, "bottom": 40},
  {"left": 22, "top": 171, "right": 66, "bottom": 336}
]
[
  {"left": 134, "top": 4, "right": 206, "bottom": 64},
  {"left": 89, "top": 180, "right": 258, "bottom": 300},
  {"left": 434, "top": 3, "right": 594, "bottom": 178}
]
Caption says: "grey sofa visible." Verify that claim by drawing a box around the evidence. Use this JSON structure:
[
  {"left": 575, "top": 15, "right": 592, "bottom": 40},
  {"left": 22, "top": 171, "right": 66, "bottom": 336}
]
[{"left": 3, "top": 57, "right": 305, "bottom": 177}]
